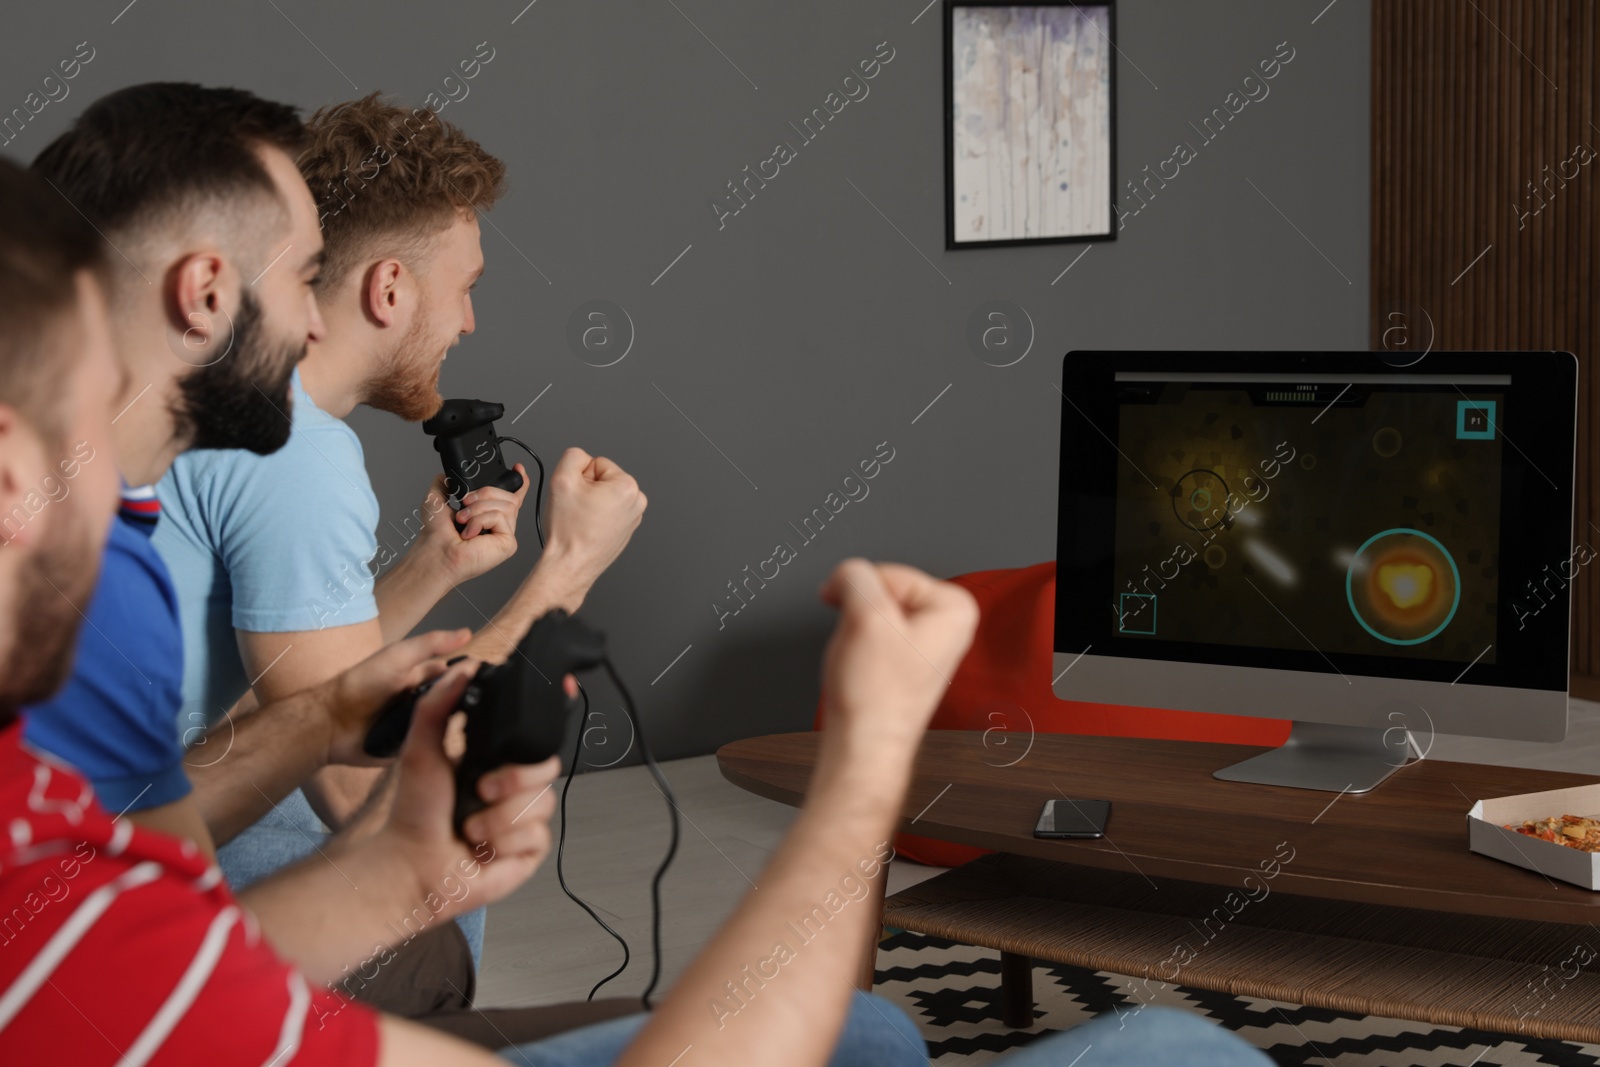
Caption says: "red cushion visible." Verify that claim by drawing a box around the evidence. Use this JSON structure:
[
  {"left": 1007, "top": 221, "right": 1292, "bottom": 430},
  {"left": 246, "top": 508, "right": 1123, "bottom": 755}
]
[{"left": 813, "top": 561, "right": 1291, "bottom": 867}]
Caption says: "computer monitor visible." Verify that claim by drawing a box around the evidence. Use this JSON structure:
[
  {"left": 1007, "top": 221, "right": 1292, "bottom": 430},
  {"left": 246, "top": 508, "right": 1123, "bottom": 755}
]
[{"left": 1053, "top": 351, "right": 1577, "bottom": 793}]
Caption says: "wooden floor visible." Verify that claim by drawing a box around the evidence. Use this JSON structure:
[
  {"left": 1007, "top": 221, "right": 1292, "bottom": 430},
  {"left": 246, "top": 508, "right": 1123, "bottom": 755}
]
[{"left": 477, "top": 698, "right": 1600, "bottom": 1009}]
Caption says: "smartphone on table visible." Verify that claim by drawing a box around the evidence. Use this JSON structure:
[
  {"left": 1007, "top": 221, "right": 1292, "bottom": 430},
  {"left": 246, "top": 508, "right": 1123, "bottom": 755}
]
[{"left": 1033, "top": 797, "right": 1111, "bottom": 839}]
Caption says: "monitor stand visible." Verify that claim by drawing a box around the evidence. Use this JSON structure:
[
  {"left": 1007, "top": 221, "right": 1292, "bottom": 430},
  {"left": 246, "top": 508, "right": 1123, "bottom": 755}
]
[{"left": 1212, "top": 721, "right": 1413, "bottom": 794}]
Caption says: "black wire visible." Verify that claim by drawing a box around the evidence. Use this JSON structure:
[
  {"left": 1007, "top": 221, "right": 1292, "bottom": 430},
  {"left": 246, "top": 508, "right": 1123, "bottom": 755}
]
[
  {"left": 496, "top": 435, "right": 545, "bottom": 548},
  {"left": 555, "top": 681, "right": 632, "bottom": 1002},
  {"left": 498, "top": 436, "right": 662, "bottom": 1001},
  {"left": 554, "top": 667, "right": 681, "bottom": 1009},
  {"left": 603, "top": 657, "right": 679, "bottom": 1010}
]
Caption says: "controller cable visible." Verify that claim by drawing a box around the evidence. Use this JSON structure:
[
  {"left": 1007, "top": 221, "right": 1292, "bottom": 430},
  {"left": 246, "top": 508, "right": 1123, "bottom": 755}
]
[
  {"left": 501, "top": 435, "right": 678, "bottom": 1009},
  {"left": 495, "top": 435, "right": 545, "bottom": 548},
  {"left": 555, "top": 683, "right": 629, "bottom": 999},
  {"left": 605, "top": 656, "right": 680, "bottom": 1010},
  {"left": 554, "top": 673, "right": 680, "bottom": 1009}
]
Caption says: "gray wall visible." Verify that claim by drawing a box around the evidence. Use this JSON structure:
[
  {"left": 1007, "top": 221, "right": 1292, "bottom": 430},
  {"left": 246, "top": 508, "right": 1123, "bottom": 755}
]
[{"left": 3, "top": 0, "right": 1369, "bottom": 763}]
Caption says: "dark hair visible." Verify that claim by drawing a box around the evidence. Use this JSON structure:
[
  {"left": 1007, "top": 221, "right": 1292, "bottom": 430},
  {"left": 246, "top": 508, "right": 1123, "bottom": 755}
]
[
  {"left": 0, "top": 156, "right": 102, "bottom": 444},
  {"left": 31, "top": 82, "right": 305, "bottom": 246}
]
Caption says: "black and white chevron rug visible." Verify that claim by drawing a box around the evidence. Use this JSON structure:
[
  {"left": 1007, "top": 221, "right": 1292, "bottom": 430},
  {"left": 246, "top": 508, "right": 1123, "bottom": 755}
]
[{"left": 871, "top": 931, "right": 1600, "bottom": 1066}]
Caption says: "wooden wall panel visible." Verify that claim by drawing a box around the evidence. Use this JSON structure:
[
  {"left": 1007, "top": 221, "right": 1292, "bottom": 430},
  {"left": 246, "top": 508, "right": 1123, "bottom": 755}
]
[{"left": 1371, "top": 0, "right": 1600, "bottom": 686}]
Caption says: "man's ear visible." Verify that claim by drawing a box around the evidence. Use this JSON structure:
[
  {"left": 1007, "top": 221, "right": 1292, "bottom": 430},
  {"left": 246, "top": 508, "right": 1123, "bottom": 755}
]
[
  {"left": 0, "top": 405, "right": 48, "bottom": 549},
  {"left": 170, "top": 249, "right": 234, "bottom": 361},
  {"left": 363, "top": 258, "right": 406, "bottom": 329}
]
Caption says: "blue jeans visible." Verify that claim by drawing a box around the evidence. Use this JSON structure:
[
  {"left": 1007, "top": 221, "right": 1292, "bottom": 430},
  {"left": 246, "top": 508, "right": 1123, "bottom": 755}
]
[
  {"left": 500, "top": 991, "right": 927, "bottom": 1067},
  {"left": 218, "top": 788, "right": 487, "bottom": 966},
  {"left": 499, "top": 1001, "right": 1268, "bottom": 1067},
  {"left": 995, "top": 1006, "right": 1272, "bottom": 1066}
]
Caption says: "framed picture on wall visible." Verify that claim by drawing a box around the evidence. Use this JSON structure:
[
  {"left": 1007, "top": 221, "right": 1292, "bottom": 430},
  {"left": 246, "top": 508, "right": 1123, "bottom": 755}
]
[{"left": 944, "top": 0, "right": 1116, "bottom": 249}]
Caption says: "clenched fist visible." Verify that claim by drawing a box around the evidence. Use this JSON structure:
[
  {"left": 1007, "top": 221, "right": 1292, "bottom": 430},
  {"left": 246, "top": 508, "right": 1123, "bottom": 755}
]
[
  {"left": 817, "top": 559, "right": 979, "bottom": 754},
  {"left": 541, "top": 447, "right": 646, "bottom": 592}
]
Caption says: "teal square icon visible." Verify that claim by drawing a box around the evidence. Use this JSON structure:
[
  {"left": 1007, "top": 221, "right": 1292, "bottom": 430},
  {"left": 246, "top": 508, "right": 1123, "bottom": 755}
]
[
  {"left": 1119, "top": 593, "right": 1157, "bottom": 635},
  {"left": 1457, "top": 399, "right": 1496, "bottom": 440}
]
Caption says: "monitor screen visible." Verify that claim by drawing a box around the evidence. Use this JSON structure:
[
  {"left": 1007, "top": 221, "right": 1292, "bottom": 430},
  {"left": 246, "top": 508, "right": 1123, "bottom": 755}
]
[
  {"left": 1055, "top": 353, "right": 1576, "bottom": 695},
  {"left": 1111, "top": 375, "right": 1504, "bottom": 665}
]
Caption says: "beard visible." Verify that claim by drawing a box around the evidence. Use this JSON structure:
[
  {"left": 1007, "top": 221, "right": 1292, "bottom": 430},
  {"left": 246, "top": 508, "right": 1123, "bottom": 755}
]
[
  {"left": 174, "top": 289, "right": 305, "bottom": 454},
  {"left": 364, "top": 312, "right": 445, "bottom": 422},
  {"left": 2, "top": 497, "right": 100, "bottom": 715}
]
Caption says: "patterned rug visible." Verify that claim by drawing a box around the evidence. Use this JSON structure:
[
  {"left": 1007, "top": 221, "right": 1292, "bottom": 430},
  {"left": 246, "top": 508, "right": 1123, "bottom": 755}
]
[{"left": 872, "top": 931, "right": 1600, "bottom": 1066}]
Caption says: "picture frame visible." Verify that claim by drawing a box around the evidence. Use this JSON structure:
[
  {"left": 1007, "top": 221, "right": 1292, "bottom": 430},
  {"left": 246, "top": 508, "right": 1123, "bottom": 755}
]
[{"left": 944, "top": 0, "right": 1117, "bottom": 250}]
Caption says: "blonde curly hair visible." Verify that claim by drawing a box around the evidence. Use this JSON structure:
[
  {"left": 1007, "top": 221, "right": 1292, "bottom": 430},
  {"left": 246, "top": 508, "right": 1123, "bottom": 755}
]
[{"left": 299, "top": 93, "right": 506, "bottom": 289}]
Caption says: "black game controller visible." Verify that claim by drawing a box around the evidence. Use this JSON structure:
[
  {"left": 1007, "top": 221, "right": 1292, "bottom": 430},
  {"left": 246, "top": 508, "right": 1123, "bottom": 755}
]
[
  {"left": 423, "top": 399, "right": 525, "bottom": 505},
  {"left": 362, "top": 609, "right": 608, "bottom": 840}
]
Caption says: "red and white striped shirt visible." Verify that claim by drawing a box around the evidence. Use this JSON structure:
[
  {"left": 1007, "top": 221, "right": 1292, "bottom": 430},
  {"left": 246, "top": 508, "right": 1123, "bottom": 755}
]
[{"left": 0, "top": 720, "right": 378, "bottom": 1065}]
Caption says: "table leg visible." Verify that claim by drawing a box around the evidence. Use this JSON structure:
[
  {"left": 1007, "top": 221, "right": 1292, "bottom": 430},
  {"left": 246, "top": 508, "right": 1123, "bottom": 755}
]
[
  {"left": 1000, "top": 951, "right": 1034, "bottom": 1029},
  {"left": 856, "top": 856, "right": 889, "bottom": 991}
]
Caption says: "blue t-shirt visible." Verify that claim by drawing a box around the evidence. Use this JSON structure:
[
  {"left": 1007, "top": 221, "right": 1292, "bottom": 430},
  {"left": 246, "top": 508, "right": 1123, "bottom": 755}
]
[
  {"left": 155, "top": 369, "right": 382, "bottom": 731},
  {"left": 23, "top": 488, "right": 189, "bottom": 812}
]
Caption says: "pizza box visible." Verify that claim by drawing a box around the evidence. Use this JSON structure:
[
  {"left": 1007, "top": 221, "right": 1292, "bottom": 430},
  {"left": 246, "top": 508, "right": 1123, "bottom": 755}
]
[{"left": 1468, "top": 784, "right": 1600, "bottom": 890}]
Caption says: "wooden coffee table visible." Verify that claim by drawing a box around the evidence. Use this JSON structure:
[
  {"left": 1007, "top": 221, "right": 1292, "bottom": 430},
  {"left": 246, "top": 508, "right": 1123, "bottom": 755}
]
[{"left": 717, "top": 731, "right": 1600, "bottom": 1043}]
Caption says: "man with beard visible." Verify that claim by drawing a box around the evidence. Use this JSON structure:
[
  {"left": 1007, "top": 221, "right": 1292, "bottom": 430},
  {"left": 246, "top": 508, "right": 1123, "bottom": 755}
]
[
  {"left": 21, "top": 83, "right": 344, "bottom": 853},
  {"left": 152, "top": 95, "right": 646, "bottom": 955}
]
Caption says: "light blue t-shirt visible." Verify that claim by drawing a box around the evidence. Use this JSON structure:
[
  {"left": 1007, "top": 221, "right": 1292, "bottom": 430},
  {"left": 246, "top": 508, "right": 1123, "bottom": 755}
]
[{"left": 154, "top": 369, "right": 382, "bottom": 731}]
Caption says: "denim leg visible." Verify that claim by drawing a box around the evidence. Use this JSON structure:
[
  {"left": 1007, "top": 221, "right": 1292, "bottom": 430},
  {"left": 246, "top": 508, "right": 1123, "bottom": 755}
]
[
  {"left": 216, "top": 788, "right": 325, "bottom": 890},
  {"left": 830, "top": 990, "right": 926, "bottom": 1067},
  {"left": 456, "top": 905, "right": 487, "bottom": 969},
  {"left": 993, "top": 1005, "right": 1272, "bottom": 1067},
  {"left": 498, "top": 1012, "right": 648, "bottom": 1067},
  {"left": 217, "top": 788, "right": 486, "bottom": 968},
  {"left": 499, "top": 991, "right": 926, "bottom": 1067}
]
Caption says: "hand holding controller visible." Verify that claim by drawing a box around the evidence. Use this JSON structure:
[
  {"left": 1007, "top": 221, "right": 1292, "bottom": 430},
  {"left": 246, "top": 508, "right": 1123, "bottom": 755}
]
[
  {"left": 363, "top": 609, "right": 608, "bottom": 840},
  {"left": 452, "top": 610, "right": 606, "bottom": 837},
  {"left": 423, "top": 398, "right": 525, "bottom": 505},
  {"left": 363, "top": 657, "right": 467, "bottom": 759}
]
